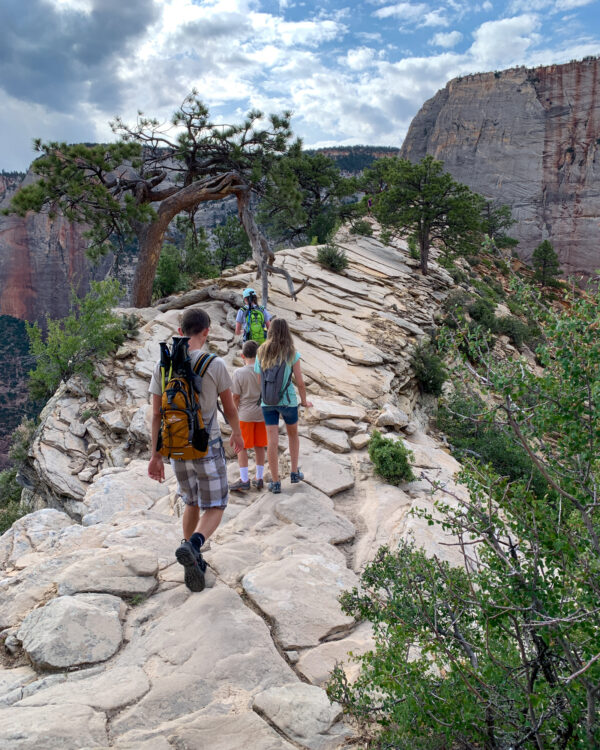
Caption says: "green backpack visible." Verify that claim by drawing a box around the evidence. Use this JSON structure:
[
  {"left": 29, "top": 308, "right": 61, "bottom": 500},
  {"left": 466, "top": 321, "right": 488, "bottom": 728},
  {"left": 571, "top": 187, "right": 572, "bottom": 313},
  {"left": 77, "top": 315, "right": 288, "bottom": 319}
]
[{"left": 243, "top": 306, "right": 267, "bottom": 344}]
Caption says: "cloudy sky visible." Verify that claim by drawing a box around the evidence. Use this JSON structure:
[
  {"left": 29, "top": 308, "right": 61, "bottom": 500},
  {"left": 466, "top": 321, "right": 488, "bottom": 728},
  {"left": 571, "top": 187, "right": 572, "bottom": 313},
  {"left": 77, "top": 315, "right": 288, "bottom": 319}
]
[{"left": 0, "top": 0, "right": 598, "bottom": 171}]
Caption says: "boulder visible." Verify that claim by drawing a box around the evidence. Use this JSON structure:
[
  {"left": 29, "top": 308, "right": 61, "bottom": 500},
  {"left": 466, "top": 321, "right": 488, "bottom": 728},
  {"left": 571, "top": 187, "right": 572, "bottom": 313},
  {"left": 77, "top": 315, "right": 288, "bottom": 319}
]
[
  {"left": 0, "top": 704, "right": 107, "bottom": 749},
  {"left": 309, "top": 426, "right": 351, "bottom": 453},
  {"left": 17, "top": 593, "right": 124, "bottom": 669},
  {"left": 55, "top": 547, "right": 158, "bottom": 597}
]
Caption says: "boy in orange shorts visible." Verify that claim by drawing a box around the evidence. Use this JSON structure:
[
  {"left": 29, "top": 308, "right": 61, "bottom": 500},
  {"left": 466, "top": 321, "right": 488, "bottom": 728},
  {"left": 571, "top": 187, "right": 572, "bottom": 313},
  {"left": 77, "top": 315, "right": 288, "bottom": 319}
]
[{"left": 230, "top": 340, "right": 267, "bottom": 491}]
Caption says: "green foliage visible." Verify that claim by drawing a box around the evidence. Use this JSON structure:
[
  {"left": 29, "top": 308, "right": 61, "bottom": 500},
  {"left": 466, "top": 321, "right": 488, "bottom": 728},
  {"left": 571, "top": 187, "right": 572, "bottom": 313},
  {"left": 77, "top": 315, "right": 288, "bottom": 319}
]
[
  {"left": 361, "top": 155, "right": 484, "bottom": 274},
  {"left": 349, "top": 219, "right": 373, "bottom": 236},
  {"left": 379, "top": 228, "right": 393, "bottom": 246},
  {"left": 368, "top": 430, "right": 414, "bottom": 484},
  {"left": 495, "top": 314, "right": 540, "bottom": 349},
  {"left": 468, "top": 297, "right": 496, "bottom": 330},
  {"left": 0, "top": 468, "right": 23, "bottom": 535},
  {"left": 450, "top": 266, "right": 468, "bottom": 284},
  {"left": 331, "top": 284, "right": 600, "bottom": 747},
  {"left": 26, "top": 280, "right": 126, "bottom": 400},
  {"left": 532, "top": 239, "right": 561, "bottom": 287},
  {"left": 316, "top": 244, "right": 349, "bottom": 272},
  {"left": 310, "top": 145, "right": 400, "bottom": 172},
  {"left": 212, "top": 215, "right": 252, "bottom": 271},
  {"left": 407, "top": 234, "right": 420, "bottom": 259},
  {"left": 480, "top": 201, "right": 518, "bottom": 251},
  {"left": 258, "top": 146, "right": 353, "bottom": 246},
  {"left": 154, "top": 243, "right": 184, "bottom": 298},
  {"left": 411, "top": 342, "right": 447, "bottom": 396}
]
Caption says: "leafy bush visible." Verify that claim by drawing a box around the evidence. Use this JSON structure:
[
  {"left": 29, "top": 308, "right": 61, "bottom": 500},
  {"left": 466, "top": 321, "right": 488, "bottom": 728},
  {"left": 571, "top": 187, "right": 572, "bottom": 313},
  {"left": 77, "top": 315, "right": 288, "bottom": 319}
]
[
  {"left": 26, "top": 280, "right": 126, "bottom": 400},
  {"left": 349, "top": 219, "right": 373, "bottom": 236},
  {"left": 0, "top": 467, "right": 23, "bottom": 534},
  {"left": 368, "top": 430, "right": 414, "bottom": 484},
  {"left": 411, "top": 342, "right": 447, "bottom": 396},
  {"left": 468, "top": 297, "right": 496, "bottom": 331},
  {"left": 437, "top": 392, "right": 550, "bottom": 498},
  {"left": 449, "top": 267, "right": 468, "bottom": 284},
  {"left": 407, "top": 234, "right": 420, "bottom": 259},
  {"left": 495, "top": 315, "right": 540, "bottom": 350},
  {"left": 379, "top": 228, "right": 392, "bottom": 245},
  {"left": 316, "top": 244, "right": 349, "bottom": 272}
]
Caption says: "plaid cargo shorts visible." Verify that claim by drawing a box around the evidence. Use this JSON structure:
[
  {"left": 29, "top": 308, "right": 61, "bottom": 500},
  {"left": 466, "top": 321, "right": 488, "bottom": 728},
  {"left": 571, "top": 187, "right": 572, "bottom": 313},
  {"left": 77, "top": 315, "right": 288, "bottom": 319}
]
[{"left": 170, "top": 439, "right": 228, "bottom": 509}]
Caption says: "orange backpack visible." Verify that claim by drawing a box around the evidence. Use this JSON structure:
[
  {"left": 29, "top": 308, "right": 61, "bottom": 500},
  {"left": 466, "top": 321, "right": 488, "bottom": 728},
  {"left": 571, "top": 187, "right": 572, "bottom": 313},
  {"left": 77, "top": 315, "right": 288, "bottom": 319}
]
[{"left": 157, "top": 338, "right": 217, "bottom": 460}]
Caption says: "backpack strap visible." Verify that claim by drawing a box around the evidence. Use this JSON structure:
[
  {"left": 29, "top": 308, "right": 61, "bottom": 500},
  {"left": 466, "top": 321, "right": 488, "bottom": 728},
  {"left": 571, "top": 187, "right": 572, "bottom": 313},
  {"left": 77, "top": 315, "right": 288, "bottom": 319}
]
[{"left": 192, "top": 352, "right": 229, "bottom": 428}]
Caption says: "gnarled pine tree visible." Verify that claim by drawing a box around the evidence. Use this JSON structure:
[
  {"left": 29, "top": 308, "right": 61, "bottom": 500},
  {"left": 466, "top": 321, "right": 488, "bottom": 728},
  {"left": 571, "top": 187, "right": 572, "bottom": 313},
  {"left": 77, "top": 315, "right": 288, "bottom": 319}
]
[{"left": 8, "top": 92, "right": 306, "bottom": 307}]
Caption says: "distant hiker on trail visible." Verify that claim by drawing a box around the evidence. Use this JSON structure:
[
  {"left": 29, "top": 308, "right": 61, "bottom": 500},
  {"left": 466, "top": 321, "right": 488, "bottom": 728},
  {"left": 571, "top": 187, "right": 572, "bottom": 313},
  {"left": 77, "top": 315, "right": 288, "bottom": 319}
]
[
  {"left": 254, "top": 318, "right": 312, "bottom": 494},
  {"left": 148, "top": 307, "right": 244, "bottom": 593},
  {"left": 235, "top": 287, "right": 272, "bottom": 344},
  {"left": 229, "top": 339, "right": 267, "bottom": 492}
]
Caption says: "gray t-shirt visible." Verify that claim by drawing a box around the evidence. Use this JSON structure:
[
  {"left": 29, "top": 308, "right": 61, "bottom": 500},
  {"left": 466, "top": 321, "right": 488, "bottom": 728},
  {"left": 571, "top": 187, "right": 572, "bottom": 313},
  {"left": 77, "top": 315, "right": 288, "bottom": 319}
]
[
  {"left": 232, "top": 364, "right": 263, "bottom": 422},
  {"left": 149, "top": 350, "right": 233, "bottom": 440}
]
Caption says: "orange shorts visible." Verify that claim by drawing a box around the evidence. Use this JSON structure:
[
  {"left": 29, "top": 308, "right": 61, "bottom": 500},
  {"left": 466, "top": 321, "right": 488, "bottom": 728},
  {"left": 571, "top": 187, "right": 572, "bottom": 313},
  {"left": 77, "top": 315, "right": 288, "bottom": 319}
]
[{"left": 240, "top": 420, "right": 267, "bottom": 449}]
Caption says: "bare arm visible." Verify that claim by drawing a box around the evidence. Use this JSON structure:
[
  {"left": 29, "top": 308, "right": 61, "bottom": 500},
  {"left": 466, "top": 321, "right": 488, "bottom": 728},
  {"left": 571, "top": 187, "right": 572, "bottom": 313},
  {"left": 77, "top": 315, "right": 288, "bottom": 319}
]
[
  {"left": 148, "top": 394, "right": 165, "bottom": 482},
  {"left": 292, "top": 361, "right": 312, "bottom": 408},
  {"left": 220, "top": 388, "right": 244, "bottom": 453},
  {"left": 235, "top": 322, "right": 243, "bottom": 336},
  {"left": 232, "top": 393, "right": 241, "bottom": 410}
]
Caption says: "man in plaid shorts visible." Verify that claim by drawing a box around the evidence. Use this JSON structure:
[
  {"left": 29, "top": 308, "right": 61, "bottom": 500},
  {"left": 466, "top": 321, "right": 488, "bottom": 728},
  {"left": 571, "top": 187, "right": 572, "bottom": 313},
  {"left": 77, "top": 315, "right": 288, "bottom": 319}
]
[{"left": 148, "top": 308, "right": 244, "bottom": 592}]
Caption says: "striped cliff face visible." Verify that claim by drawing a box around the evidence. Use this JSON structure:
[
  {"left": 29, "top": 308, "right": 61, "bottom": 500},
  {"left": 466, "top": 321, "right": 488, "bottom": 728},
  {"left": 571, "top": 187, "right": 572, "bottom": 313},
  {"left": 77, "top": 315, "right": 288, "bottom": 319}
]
[{"left": 400, "top": 57, "right": 600, "bottom": 281}]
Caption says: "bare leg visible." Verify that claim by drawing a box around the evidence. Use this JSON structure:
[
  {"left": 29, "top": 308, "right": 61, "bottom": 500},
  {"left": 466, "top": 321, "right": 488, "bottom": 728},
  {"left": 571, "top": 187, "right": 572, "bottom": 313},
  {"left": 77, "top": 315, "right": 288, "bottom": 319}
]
[
  {"left": 183, "top": 506, "right": 225, "bottom": 541},
  {"left": 286, "top": 421, "right": 299, "bottom": 473},
  {"left": 255, "top": 445, "right": 266, "bottom": 469},
  {"left": 266, "top": 424, "right": 280, "bottom": 482},
  {"left": 195, "top": 507, "right": 225, "bottom": 541},
  {"left": 237, "top": 448, "right": 249, "bottom": 469},
  {"left": 182, "top": 505, "right": 200, "bottom": 540}
]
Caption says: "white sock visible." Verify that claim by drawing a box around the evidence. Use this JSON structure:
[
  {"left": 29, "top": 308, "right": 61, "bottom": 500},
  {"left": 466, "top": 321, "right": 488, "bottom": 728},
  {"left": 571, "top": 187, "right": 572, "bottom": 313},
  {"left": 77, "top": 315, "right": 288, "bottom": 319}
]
[
  {"left": 240, "top": 467, "right": 249, "bottom": 482},
  {"left": 256, "top": 465, "right": 264, "bottom": 479}
]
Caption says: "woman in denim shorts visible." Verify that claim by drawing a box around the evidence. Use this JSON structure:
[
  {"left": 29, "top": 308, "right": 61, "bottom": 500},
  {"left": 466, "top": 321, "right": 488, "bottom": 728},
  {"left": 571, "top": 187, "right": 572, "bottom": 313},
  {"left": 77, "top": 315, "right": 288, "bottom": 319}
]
[{"left": 254, "top": 318, "right": 312, "bottom": 493}]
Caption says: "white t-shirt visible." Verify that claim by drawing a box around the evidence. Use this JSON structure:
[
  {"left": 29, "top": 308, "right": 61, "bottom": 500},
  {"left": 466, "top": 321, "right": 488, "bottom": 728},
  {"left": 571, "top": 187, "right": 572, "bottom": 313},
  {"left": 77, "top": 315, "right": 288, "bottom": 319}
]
[{"left": 148, "top": 350, "right": 232, "bottom": 441}]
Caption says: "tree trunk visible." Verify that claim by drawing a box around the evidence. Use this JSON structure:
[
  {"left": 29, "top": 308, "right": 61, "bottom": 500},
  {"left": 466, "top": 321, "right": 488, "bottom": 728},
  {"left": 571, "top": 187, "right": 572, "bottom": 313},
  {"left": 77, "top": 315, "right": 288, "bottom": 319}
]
[
  {"left": 420, "top": 234, "right": 430, "bottom": 275},
  {"left": 131, "top": 173, "right": 245, "bottom": 307},
  {"left": 236, "top": 189, "right": 274, "bottom": 308}
]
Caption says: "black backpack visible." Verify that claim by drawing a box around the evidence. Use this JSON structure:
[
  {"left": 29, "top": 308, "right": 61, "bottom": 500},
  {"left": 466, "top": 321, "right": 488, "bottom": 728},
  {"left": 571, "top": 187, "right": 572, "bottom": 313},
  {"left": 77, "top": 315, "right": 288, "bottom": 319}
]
[{"left": 261, "top": 360, "right": 293, "bottom": 406}]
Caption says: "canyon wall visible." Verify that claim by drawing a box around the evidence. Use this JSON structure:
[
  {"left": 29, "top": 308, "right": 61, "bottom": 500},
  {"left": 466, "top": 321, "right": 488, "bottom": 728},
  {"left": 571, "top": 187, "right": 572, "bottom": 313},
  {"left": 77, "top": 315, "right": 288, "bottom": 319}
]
[
  {"left": 0, "top": 172, "right": 112, "bottom": 325},
  {"left": 400, "top": 57, "right": 600, "bottom": 277}
]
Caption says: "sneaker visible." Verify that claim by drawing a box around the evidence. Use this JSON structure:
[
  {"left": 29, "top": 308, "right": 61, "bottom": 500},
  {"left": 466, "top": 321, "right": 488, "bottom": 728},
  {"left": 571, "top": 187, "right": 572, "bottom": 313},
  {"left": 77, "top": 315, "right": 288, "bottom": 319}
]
[
  {"left": 268, "top": 480, "right": 281, "bottom": 494},
  {"left": 290, "top": 468, "right": 304, "bottom": 483},
  {"left": 252, "top": 478, "right": 264, "bottom": 490},
  {"left": 229, "top": 478, "right": 251, "bottom": 492},
  {"left": 175, "top": 540, "right": 206, "bottom": 593}
]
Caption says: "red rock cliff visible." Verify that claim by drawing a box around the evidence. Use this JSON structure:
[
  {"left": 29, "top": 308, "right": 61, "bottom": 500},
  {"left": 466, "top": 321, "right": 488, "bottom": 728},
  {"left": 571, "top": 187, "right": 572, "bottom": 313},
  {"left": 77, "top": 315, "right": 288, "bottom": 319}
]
[
  {"left": 400, "top": 57, "right": 600, "bottom": 277},
  {"left": 0, "top": 171, "right": 111, "bottom": 324}
]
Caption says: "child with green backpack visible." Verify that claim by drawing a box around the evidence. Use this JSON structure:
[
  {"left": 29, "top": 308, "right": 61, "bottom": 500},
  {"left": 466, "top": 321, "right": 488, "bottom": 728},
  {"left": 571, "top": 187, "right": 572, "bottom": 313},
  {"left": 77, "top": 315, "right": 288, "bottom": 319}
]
[{"left": 235, "top": 287, "right": 272, "bottom": 344}]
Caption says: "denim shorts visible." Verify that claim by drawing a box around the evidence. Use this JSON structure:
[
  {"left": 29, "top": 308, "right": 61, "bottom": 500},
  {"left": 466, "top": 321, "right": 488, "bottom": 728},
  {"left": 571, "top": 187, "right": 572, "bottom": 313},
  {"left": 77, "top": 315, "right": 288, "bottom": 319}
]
[{"left": 262, "top": 405, "right": 299, "bottom": 426}]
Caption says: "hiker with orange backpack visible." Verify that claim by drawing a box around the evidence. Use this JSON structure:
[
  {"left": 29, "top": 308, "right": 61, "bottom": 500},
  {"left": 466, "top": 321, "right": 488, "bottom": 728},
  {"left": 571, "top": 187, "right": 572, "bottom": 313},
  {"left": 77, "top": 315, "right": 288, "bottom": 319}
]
[
  {"left": 148, "top": 307, "right": 244, "bottom": 592},
  {"left": 235, "top": 287, "right": 272, "bottom": 344}
]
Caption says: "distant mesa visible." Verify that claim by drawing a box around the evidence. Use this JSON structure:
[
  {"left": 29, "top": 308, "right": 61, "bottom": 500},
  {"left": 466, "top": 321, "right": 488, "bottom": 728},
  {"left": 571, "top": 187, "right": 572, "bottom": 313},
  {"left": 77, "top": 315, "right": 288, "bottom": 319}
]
[{"left": 400, "top": 56, "right": 600, "bottom": 280}]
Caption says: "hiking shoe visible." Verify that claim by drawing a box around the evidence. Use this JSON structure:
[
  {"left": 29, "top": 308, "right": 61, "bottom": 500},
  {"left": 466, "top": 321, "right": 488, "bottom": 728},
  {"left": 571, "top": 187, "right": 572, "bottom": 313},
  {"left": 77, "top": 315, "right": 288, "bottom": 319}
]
[
  {"left": 229, "top": 478, "right": 251, "bottom": 492},
  {"left": 290, "top": 468, "right": 304, "bottom": 483},
  {"left": 252, "top": 478, "right": 264, "bottom": 490},
  {"left": 175, "top": 540, "right": 206, "bottom": 593},
  {"left": 268, "top": 480, "right": 281, "bottom": 494}
]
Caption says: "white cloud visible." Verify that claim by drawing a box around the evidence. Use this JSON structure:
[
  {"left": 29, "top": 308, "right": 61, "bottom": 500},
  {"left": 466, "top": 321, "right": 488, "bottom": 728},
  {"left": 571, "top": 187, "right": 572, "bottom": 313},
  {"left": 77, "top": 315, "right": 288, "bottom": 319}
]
[
  {"left": 339, "top": 47, "right": 378, "bottom": 70},
  {"left": 372, "top": 2, "right": 428, "bottom": 21},
  {"left": 469, "top": 14, "right": 542, "bottom": 67},
  {"left": 555, "top": 0, "right": 595, "bottom": 8},
  {"left": 421, "top": 9, "right": 450, "bottom": 26},
  {"left": 430, "top": 30, "right": 463, "bottom": 47}
]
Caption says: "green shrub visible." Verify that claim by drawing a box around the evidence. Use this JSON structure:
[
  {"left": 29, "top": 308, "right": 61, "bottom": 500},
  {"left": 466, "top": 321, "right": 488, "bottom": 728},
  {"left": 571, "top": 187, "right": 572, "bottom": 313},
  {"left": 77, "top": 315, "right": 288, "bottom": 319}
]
[
  {"left": 154, "top": 243, "right": 185, "bottom": 298},
  {"left": 407, "top": 235, "right": 420, "bottom": 260},
  {"left": 316, "top": 244, "right": 349, "bottom": 272},
  {"left": 468, "top": 297, "right": 496, "bottom": 331},
  {"left": 450, "top": 267, "right": 468, "bottom": 284},
  {"left": 437, "top": 393, "right": 550, "bottom": 498},
  {"left": 493, "top": 258, "right": 510, "bottom": 274},
  {"left": 411, "top": 342, "right": 447, "bottom": 396},
  {"left": 26, "top": 280, "right": 126, "bottom": 401},
  {"left": 349, "top": 219, "right": 373, "bottom": 236},
  {"left": 368, "top": 430, "right": 414, "bottom": 484},
  {"left": 495, "top": 315, "right": 532, "bottom": 349},
  {"left": 0, "top": 467, "right": 24, "bottom": 534},
  {"left": 379, "top": 228, "right": 392, "bottom": 245}
]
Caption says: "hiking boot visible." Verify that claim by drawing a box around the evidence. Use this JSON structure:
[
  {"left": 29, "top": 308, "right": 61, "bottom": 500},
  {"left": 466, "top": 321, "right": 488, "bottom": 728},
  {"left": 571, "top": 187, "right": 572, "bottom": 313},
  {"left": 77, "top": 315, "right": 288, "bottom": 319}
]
[
  {"left": 252, "top": 478, "right": 264, "bottom": 490},
  {"left": 229, "top": 478, "right": 251, "bottom": 492},
  {"left": 175, "top": 540, "right": 206, "bottom": 593},
  {"left": 268, "top": 480, "right": 281, "bottom": 494},
  {"left": 290, "top": 468, "right": 304, "bottom": 484}
]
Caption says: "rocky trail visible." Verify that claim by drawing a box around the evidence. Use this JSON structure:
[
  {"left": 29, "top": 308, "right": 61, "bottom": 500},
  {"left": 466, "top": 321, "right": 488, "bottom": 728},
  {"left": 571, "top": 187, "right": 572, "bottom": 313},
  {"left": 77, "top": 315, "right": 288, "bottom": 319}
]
[{"left": 0, "top": 228, "right": 467, "bottom": 749}]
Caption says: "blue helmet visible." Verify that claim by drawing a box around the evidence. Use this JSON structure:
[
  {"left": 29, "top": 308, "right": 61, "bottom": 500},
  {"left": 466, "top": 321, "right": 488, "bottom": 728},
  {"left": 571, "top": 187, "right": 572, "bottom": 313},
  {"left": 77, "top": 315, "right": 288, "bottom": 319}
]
[{"left": 242, "top": 287, "right": 256, "bottom": 298}]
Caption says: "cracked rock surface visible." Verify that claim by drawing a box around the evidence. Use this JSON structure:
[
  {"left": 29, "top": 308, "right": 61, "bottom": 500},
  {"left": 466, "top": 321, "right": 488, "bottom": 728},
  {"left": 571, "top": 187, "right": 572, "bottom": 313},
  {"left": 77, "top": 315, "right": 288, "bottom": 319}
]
[{"left": 0, "top": 228, "right": 466, "bottom": 747}]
